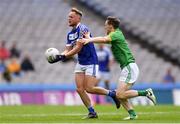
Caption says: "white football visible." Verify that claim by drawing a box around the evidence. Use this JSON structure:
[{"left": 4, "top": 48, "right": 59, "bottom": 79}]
[{"left": 45, "top": 48, "right": 59, "bottom": 63}]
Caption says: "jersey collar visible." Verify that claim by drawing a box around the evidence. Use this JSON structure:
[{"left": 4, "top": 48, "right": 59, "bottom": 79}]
[
  {"left": 72, "top": 23, "right": 80, "bottom": 31},
  {"left": 76, "top": 23, "right": 81, "bottom": 29}
]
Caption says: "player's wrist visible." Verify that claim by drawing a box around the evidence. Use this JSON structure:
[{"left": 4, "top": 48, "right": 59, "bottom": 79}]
[
  {"left": 56, "top": 54, "right": 66, "bottom": 61},
  {"left": 87, "top": 39, "right": 92, "bottom": 43}
]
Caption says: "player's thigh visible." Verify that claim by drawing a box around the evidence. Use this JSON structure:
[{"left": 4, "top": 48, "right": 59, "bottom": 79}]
[
  {"left": 117, "top": 63, "right": 139, "bottom": 93},
  {"left": 74, "top": 63, "right": 86, "bottom": 88},
  {"left": 119, "top": 63, "right": 139, "bottom": 84},
  {"left": 84, "top": 64, "right": 99, "bottom": 88},
  {"left": 84, "top": 75, "right": 98, "bottom": 88},
  {"left": 117, "top": 81, "right": 132, "bottom": 93},
  {"left": 75, "top": 72, "right": 85, "bottom": 90}
]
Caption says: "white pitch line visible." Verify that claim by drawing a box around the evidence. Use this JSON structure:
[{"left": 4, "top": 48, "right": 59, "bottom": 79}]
[
  {"left": 1, "top": 122, "right": 177, "bottom": 124},
  {"left": 1, "top": 111, "right": 180, "bottom": 117}
]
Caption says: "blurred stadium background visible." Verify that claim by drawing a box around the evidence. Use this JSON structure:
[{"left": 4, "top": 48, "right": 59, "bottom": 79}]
[{"left": 0, "top": 0, "right": 180, "bottom": 107}]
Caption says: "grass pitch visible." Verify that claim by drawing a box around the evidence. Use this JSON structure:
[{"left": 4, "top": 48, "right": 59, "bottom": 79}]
[{"left": 0, "top": 105, "right": 180, "bottom": 123}]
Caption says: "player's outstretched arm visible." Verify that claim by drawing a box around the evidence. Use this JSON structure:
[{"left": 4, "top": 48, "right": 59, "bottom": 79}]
[{"left": 81, "top": 35, "right": 111, "bottom": 45}]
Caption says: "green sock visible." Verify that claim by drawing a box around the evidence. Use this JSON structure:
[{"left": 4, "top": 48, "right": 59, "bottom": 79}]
[
  {"left": 128, "top": 109, "right": 136, "bottom": 117},
  {"left": 138, "top": 90, "right": 148, "bottom": 96}
]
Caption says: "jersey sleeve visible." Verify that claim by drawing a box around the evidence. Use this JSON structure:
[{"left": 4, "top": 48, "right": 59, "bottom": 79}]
[
  {"left": 109, "top": 32, "right": 119, "bottom": 42},
  {"left": 79, "top": 25, "right": 89, "bottom": 39}
]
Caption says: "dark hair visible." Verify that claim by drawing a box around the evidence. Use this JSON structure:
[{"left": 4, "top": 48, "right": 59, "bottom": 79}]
[
  {"left": 106, "top": 16, "right": 120, "bottom": 29},
  {"left": 71, "top": 8, "right": 83, "bottom": 17}
]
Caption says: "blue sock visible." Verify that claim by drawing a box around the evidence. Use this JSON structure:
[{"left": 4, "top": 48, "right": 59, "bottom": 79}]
[
  {"left": 108, "top": 90, "right": 116, "bottom": 97},
  {"left": 88, "top": 106, "right": 95, "bottom": 113}
]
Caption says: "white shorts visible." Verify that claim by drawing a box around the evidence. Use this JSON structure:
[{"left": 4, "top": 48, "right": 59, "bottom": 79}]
[
  {"left": 119, "top": 63, "right": 139, "bottom": 83},
  {"left": 74, "top": 63, "right": 99, "bottom": 77},
  {"left": 97, "top": 71, "right": 110, "bottom": 81}
]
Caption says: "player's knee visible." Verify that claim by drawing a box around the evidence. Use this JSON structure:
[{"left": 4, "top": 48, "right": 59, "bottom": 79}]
[
  {"left": 85, "top": 87, "right": 93, "bottom": 93},
  {"left": 116, "top": 91, "right": 126, "bottom": 99},
  {"left": 76, "top": 88, "right": 85, "bottom": 94}
]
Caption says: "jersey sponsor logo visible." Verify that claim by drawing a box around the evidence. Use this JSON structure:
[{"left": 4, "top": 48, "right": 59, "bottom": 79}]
[{"left": 69, "top": 32, "right": 78, "bottom": 40}]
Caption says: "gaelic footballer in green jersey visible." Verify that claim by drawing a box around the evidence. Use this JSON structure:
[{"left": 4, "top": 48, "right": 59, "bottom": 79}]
[
  {"left": 109, "top": 28, "right": 135, "bottom": 68},
  {"left": 81, "top": 16, "right": 157, "bottom": 120}
]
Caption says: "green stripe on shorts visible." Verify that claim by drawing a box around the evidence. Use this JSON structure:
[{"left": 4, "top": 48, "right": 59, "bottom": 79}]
[{"left": 125, "top": 65, "right": 131, "bottom": 83}]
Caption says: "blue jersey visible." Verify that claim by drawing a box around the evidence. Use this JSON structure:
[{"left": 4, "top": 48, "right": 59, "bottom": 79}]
[
  {"left": 66, "top": 23, "right": 98, "bottom": 65},
  {"left": 96, "top": 47, "right": 112, "bottom": 72}
]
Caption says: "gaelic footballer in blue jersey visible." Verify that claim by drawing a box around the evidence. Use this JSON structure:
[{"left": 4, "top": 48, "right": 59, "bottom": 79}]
[
  {"left": 66, "top": 23, "right": 98, "bottom": 65},
  {"left": 49, "top": 8, "right": 120, "bottom": 119},
  {"left": 96, "top": 44, "right": 113, "bottom": 90},
  {"left": 96, "top": 44, "right": 114, "bottom": 103}
]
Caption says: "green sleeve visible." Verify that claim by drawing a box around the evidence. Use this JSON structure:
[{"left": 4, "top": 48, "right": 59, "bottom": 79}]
[{"left": 109, "top": 32, "right": 119, "bottom": 42}]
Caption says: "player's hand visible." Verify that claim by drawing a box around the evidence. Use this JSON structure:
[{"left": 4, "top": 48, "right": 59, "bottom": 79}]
[
  {"left": 48, "top": 55, "right": 66, "bottom": 64},
  {"left": 47, "top": 55, "right": 57, "bottom": 64},
  {"left": 79, "top": 38, "right": 90, "bottom": 45},
  {"left": 83, "top": 32, "right": 90, "bottom": 38}
]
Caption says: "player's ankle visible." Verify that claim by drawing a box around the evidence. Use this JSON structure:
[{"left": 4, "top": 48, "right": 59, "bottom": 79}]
[
  {"left": 138, "top": 90, "right": 148, "bottom": 96},
  {"left": 88, "top": 106, "right": 95, "bottom": 113},
  {"left": 128, "top": 109, "right": 136, "bottom": 117},
  {"left": 107, "top": 90, "right": 116, "bottom": 97}
]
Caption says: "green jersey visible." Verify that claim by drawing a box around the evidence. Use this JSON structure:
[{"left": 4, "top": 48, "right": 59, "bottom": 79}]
[{"left": 109, "top": 28, "right": 135, "bottom": 68}]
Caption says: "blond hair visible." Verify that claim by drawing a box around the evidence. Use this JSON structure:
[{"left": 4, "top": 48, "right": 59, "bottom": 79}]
[{"left": 71, "top": 7, "right": 83, "bottom": 17}]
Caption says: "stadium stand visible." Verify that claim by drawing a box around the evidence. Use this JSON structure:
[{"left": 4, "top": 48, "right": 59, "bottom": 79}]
[
  {"left": 83, "top": 0, "right": 180, "bottom": 48},
  {"left": 77, "top": 0, "right": 180, "bottom": 64},
  {"left": 0, "top": 0, "right": 179, "bottom": 83}
]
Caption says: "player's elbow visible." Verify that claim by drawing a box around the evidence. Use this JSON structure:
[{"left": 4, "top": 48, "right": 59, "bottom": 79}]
[{"left": 76, "top": 43, "right": 83, "bottom": 52}]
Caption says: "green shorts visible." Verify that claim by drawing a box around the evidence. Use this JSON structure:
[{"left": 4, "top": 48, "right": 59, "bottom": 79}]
[{"left": 119, "top": 63, "right": 139, "bottom": 83}]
